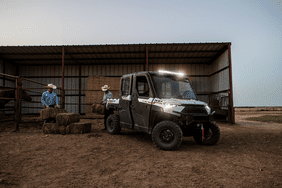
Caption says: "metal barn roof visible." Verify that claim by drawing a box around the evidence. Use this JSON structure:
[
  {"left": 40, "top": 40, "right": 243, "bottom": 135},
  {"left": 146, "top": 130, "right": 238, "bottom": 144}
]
[{"left": 0, "top": 43, "right": 231, "bottom": 66}]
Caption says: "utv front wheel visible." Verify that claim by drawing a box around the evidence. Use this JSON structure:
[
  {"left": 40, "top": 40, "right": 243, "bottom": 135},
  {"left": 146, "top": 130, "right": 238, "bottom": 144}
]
[
  {"left": 106, "top": 114, "right": 121, "bottom": 134},
  {"left": 193, "top": 121, "right": 220, "bottom": 145},
  {"left": 152, "top": 121, "right": 183, "bottom": 151}
]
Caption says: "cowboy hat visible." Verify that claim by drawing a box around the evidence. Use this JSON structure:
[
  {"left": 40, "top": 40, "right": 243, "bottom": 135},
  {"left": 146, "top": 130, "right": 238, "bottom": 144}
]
[
  {"left": 45, "top": 83, "right": 57, "bottom": 89},
  {"left": 101, "top": 85, "right": 110, "bottom": 91}
]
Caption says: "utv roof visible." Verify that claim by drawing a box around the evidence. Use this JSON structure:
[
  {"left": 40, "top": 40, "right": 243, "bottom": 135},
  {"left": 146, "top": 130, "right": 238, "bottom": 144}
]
[{"left": 122, "top": 71, "right": 188, "bottom": 78}]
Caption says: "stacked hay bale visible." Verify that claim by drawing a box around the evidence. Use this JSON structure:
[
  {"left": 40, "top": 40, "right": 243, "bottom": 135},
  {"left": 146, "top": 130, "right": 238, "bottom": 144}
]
[
  {"left": 41, "top": 108, "right": 91, "bottom": 134},
  {"left": 40, "top": 108, "right": 68, "bottom": 120},
  {"left": 91, "top": 103, "right": 105, "bottom": 115}
]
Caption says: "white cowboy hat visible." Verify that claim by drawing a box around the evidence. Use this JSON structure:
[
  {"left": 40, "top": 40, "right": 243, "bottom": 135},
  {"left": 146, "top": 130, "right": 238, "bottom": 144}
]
[
  {"left": 101, "top": 85, "right": 110, "bottom": 91},
  {"left": 45, "top": 83, "right": 57, "bottom": 89}
]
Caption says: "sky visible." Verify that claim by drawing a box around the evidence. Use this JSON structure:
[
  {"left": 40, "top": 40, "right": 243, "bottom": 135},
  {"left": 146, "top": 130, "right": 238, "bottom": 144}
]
[{"left": 0, "top": 0, "right": 281, "bottom": 107}]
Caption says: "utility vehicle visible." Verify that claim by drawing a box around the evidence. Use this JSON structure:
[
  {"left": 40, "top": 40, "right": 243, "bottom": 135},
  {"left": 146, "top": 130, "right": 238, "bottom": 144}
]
[{"left": 105, "top": 70, "right": 220, "bottom": 150}]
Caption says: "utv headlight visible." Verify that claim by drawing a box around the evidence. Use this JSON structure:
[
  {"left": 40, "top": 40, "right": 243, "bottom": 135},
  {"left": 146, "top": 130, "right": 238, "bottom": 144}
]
[
  {"left": 164, "top": 103, "right": 176, "bottom": 109},
  {"left": 205, "top": 105, "right": 211, "bottom": 114}
]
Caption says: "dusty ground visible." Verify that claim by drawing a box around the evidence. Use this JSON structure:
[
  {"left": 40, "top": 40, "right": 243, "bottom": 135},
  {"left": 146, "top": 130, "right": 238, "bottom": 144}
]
[{"left": 0, "top": 112, "right": 282, "bottom": 188}]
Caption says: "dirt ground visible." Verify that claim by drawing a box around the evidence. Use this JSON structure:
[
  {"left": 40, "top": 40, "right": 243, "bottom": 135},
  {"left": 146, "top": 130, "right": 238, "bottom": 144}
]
[{"left": 0, "top": 111, "right": 281, "bottom": 188}]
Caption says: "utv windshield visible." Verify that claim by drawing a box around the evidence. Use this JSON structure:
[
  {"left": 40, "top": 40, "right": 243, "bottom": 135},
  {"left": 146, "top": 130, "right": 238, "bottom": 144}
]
[{"left": 151, "top": 75, "right": 197, "bottom": 100}]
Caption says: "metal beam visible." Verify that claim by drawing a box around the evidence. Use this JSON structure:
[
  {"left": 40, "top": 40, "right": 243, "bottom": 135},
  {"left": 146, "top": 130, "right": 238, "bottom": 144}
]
[
  {"left": 3, "top": 62, "right": 5, "bottom": 86},
  {"left": 0, "top": 50, "right": 222, "bottom": 56},
  {"left": 18, "top": 62, "right": 212, "bottom": 66},
  {"left": 146, "top": 47, "right": 149, "bottom": 71},
  {"left": 61, "top": 46, "right": 65, "bottom": 109},
  {"left": 228, "top": 44, "right": 235, "bottom": 124},
  {"left": 79, "top": 65, "right": 81, "bottom": 114},
  {"left": 0, "top": 58, "right": 19, "bottom": 67},
  {"left": 10, "top": 56, "right": 213, "bottom": 62},
  {"left": 210, "top": 66, "right": 229, "bottom": 77}
]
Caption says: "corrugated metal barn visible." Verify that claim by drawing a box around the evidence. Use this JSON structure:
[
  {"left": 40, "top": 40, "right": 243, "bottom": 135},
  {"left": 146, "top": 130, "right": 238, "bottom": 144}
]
[{"left": 0, "top": 43, "right": 235, "bottom": 123}]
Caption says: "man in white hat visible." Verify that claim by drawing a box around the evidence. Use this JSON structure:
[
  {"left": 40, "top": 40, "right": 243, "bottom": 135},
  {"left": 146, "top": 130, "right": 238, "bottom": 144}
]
[
  {"left": 101, "top": 85, "right": 113, "bottom": 130},
  {"left": 42, "top": 84, "right": 60, "bottom": 124}
]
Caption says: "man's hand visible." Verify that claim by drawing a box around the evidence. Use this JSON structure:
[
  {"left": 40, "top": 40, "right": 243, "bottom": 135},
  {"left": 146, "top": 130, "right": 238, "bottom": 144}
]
[
  {"left": 56, "top": 105, "right": 60, "bottom": 108},
  {"left": 46, "top": 105, "right": 49, "bottom": 108}
]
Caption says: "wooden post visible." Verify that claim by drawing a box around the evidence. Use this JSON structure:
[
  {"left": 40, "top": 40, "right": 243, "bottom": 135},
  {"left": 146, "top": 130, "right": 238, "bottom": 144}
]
[
  {"left": 61, "top": 46, "right": 65, "bottom": 109},
  {"left": 15, "top": 77, "right": 23, "bottom": 131}
]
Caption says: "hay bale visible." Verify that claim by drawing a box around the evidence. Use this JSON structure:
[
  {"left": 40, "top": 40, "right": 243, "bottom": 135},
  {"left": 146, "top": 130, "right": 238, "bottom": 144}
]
[
  {"left": 40, "top": 108, "right": 68, "bottom": 120},
  {"left": 50, "top": 123, "right": 59, "bottom": 134},
  {"left": 59, "top": 126, "right": 66, "bottom": 135},
  {"left": 42, "top": 123, "right": 56, "bottom": 134},
  {"left": 91, "top": 104, "right": 96, "bottom": 113},
  {"left": 66, "top": 122, "right": 91, "bottom": 134},
  {"left": 92, "top": 103, "right": 104, "bottom": 115},
  {"left": 96, "top": 104, "right": 105, "bottom": 115},
  {"left": 56, "top": 113, "right": 80, "bottom": 126}
]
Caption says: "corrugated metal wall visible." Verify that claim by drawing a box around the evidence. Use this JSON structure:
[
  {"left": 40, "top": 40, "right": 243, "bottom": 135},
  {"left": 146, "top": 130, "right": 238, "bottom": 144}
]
[
  {"left": 19, "top": 53, "right": 231, "bottom": 114},
  {"left": 20, "top": 65, "right": 82, "bottom": 114},
  {"left": 81, "top": 64, "right": 144, "bottom": 76},
  {"left": 210, "top": 51, "right": 229, "bottom": 93},
  {"left": 209, "top": 50, "right": 230, "bottom": 109}
]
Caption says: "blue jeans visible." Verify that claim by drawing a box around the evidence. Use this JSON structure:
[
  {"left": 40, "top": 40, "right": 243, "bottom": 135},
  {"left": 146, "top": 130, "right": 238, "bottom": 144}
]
[{"left": 43, "top": 105, "right": 55, "bottom": 124}]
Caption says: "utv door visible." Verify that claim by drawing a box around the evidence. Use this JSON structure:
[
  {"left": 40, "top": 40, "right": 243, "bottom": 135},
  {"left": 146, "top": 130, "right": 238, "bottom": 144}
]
[
  {"left": 131, "top": 74, "right": 152, "bottom": 133},
  {"left": 119, "top": 76, "right": 134, "bottom": 128}
]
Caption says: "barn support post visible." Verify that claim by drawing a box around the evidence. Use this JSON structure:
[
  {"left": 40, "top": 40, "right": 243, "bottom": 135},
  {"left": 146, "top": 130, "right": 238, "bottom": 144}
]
[
  {"left": 3, "top": 62, "right": 5, "bottom": 86},
  {"left": 228, "top": 43, "right": 235, "bottom": 124},
  {"left": 146, "top": 47, "right": 149, "bottom": 71},
  {"left": 15, "top": 77, "right": 23, "bottom": 131},
  {"left": 79, "top": 64, "right": 81, "bottom": 114},
  {"left": 61, "top": 46, "right": 65, "bottom": 109}
]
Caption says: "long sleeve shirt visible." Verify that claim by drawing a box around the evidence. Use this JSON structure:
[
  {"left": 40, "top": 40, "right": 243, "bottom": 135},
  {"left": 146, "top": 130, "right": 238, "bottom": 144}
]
[
  {"left": 102, "top": 91, "right": 113, "bottom": 104},
  {"left": 41, "top": 91, "right": 58, "bottom": 106}
]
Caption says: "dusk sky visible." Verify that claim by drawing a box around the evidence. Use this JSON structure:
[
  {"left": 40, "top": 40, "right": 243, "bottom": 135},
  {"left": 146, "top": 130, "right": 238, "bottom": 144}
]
[{"left": 1, "top": 0, "right": 281, "bottom": 107}]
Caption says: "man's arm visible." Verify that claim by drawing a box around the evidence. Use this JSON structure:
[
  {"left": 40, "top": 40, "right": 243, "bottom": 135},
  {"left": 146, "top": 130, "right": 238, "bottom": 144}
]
[
  {"left": 109, "top": 92, "right": 113, "bottom": 99},
  {"left": 41, "top": 92, "right": 47, "bottom": 106},
  {"left": 55, "top": 93, "right": 59, "bottom": 105},
  {"left": 54, "top": 93, "right": 59, "bottom": 108}
]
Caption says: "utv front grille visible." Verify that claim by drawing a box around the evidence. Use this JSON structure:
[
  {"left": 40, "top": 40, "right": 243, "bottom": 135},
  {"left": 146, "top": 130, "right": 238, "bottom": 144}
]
[
  {"left": 193, "top": 115, "right": 209, "bottom": 121},
  {"left": 181, "top": 105, "right": 207, "bottom": 115}
]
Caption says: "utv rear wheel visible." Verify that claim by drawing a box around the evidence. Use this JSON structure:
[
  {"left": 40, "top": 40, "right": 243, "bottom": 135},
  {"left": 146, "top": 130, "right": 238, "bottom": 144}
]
[
  {"left": 106, "top": 114, "right": 121, "bottom": 134},
  {"left": 193, "top": 121, "right": 220, "bottom": 145},
  {"left": 152, "top": 121, "right": 183, "bottom": 151}
]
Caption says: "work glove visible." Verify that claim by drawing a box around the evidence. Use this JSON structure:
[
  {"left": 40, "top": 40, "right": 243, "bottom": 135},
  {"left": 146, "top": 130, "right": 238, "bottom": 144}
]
[{"left": 56, "top": 105, "right": 60, "bottom": 108}]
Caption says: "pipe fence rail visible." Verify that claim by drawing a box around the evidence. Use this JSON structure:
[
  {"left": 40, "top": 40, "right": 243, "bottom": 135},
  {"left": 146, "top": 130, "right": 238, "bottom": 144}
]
[{"left": 1, "top": 73, "right": 97, "bottom": 131}]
